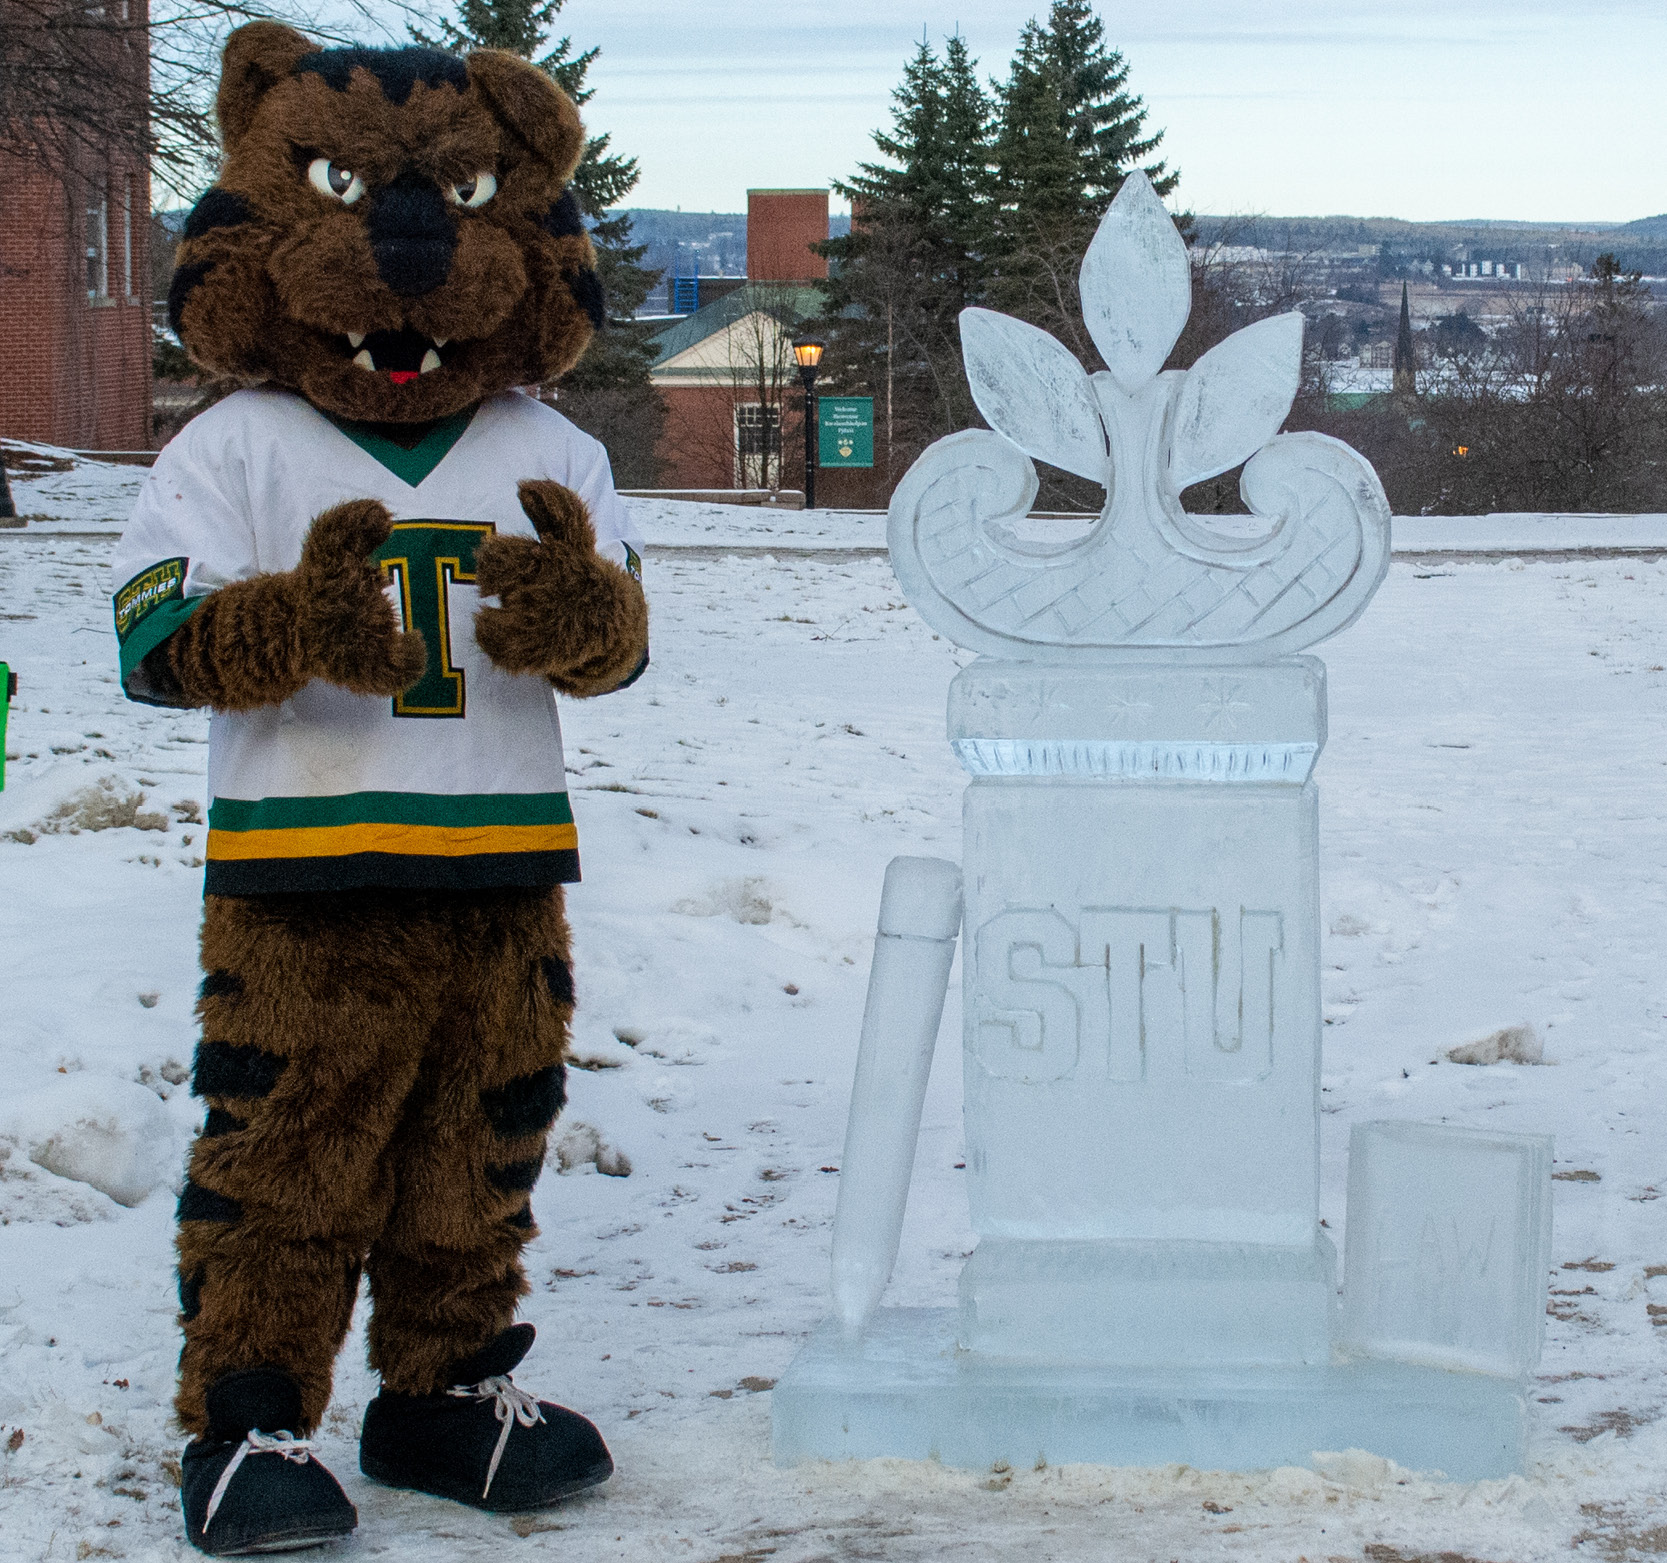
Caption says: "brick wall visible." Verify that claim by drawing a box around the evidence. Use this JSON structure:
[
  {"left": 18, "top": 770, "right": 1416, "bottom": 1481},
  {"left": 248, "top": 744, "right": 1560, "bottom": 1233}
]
[
  {"left": 0, "top": 155, "right": 154, "bottom": 450},
  {"left": 655, "top": 384, "right": 818, "bottom": 493},
  {"left": 0, "top": 0, "right": 154, "bottom": 452},
  {"left": 746, "top": 190, "right": 829, "bottom": 284}
]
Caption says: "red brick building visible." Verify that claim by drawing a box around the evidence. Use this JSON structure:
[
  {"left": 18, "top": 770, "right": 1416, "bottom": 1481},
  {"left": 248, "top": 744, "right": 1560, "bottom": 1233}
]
[
  {"left": 649, "top": 189, "right": 828, "bottom": 493},
  {"left": 0, "top": 0, "right": 154, "bottom": 451}
]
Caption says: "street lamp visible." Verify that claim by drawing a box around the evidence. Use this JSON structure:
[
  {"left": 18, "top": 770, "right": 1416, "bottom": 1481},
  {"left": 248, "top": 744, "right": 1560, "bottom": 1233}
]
[{"left": 793, "top": 337, "right": 825, "bottom": 510}]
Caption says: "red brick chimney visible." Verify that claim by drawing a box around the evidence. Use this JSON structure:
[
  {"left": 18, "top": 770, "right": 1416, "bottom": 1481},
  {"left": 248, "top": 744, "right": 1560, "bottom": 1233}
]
[{"left": 746, "top": 189, "right": 829, "bottom": 283}]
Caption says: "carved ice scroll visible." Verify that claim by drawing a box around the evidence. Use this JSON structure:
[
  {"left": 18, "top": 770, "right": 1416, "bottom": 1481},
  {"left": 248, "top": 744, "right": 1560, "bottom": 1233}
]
[{"left": 887, "top": 173, "right": 1393, "bottom": 664}]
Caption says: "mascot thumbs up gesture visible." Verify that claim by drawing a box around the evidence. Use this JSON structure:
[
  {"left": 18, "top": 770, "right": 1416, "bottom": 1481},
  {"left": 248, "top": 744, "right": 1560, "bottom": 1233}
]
[{"left": 109, "top": 22, "right": 647, "bottom": 1554}]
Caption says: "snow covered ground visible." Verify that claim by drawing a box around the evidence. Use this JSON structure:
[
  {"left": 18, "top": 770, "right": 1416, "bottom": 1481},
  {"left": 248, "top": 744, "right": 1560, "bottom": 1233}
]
[{"left": 6, "top": 464, "right": 1667, "bottom": 1558}]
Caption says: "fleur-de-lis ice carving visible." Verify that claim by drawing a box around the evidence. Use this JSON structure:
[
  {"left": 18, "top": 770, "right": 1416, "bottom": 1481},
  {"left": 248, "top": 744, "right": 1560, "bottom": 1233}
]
[{"left": 887, "top": 173, "right": 1392, "bottom": 663}]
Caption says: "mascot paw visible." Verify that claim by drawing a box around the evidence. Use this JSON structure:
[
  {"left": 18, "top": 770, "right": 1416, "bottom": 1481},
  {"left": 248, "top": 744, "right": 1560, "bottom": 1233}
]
[
  {"left": 296, "top": 499, "right": 428, "bottom": 697},
  {"left": 473, "top": 480, "right": 638, "bottom": 678}
]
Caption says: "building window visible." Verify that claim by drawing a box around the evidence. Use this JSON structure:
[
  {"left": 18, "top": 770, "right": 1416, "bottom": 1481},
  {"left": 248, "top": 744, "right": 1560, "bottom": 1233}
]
[
  {"left": 85, "top": 178, "right": 109, "bottom": 300},
  {"left": 734, "top": 402, "right": 781, "bottom": 489}
]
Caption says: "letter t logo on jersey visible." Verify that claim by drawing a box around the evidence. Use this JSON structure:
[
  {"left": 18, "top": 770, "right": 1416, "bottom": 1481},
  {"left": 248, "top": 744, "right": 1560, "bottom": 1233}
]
[{"left": 375, "top": 521, "right": 495, "bottom": 718}]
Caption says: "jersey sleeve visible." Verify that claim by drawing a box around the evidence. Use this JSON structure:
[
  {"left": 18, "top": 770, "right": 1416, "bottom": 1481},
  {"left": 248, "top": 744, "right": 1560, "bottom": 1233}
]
[
  {"left": 570, "top": 439, "right": 643, "bottom": 586},
  {"left": 110, "top": 418, "right": 260, "bottom": 705},
  {"left": 564, "top": 433, "right": 647, "bottom": 690}
]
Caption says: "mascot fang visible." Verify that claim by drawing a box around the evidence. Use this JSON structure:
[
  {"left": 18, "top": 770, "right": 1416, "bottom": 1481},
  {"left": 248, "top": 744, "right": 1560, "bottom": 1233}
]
[{"left": 109, "top": 23, "right": 648, "bottom": 1555}]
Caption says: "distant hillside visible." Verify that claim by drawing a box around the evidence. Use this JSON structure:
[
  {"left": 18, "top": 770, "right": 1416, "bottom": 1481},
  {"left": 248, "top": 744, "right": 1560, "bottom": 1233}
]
[
  {"left": 1617, "top": 214, "right": 1667, "bottom": 238},
  {"left": 1191, "top": 212, "right": 1667, "bottom": 273}
]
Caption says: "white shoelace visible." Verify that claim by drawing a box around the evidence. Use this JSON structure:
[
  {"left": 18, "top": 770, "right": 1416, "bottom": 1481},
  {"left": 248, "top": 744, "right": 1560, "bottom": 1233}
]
[
  {"left": 203, "top": 1429, "right": 317, "bottom": 1529},
  {"left": 447, "top": 1374, "right": 545, "bottom": 1498}
]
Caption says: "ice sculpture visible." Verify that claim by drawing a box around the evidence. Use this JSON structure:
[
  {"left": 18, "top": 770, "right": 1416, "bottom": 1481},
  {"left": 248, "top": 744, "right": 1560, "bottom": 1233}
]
[
  {"left": 772, "top": 174, "right": 1553, "bottom": 1480},
  {"left": 1342, "top": 1121, "right": 1554, "bottom": 1378}
]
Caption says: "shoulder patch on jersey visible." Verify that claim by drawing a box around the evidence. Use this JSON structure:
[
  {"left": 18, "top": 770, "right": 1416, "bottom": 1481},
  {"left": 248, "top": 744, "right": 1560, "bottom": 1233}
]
[
  {"left": 113, "top": 557, "right": 207, "bottom": 697},
  {"left": 114, "top": 558, "right": 188, "bottom": 643}
]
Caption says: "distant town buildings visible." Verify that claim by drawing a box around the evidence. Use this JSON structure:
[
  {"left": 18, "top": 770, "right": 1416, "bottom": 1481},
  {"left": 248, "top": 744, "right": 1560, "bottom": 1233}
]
[
  {"left": 1442, "top": 260, "right": 1526, "bottom": 279},
  {"left": 646, "top": 189, "right": 829, "bottom": 494}
]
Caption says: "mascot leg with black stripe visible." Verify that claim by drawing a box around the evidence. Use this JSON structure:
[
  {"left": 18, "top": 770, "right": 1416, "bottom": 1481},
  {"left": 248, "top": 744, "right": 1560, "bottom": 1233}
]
[{"left": 111, "top": 21, "right": 648, "bottom": 1555}]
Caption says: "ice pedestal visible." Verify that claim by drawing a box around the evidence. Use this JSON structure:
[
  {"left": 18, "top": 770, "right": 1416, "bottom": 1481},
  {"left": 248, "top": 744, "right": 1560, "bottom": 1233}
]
[
  {"left": 774, "top": 660, "right": 1545, "bottom": 1476},
  {"left": 953, "top": 660, "right": 1327, "bottom": 1368},
  {"left": 957, "top": 662, "right": 1324, "bottom": 1250}
]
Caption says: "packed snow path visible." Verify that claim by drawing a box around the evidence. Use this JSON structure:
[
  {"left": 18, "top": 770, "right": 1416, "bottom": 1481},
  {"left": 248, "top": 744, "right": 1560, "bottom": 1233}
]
[{"left": 4, "top": 529, "right": 1667, "bottom": 1561}]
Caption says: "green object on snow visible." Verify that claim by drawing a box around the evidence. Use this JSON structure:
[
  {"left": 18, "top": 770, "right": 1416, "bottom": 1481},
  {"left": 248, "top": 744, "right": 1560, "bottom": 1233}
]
[{"left": 0, "top": 661, "right": 12, "bottom": 791}]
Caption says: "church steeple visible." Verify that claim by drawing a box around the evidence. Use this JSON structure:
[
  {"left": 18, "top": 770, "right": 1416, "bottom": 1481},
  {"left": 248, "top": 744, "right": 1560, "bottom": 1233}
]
[{"left": 1392, "top": 280, "right": 1417, "bottom": 398}]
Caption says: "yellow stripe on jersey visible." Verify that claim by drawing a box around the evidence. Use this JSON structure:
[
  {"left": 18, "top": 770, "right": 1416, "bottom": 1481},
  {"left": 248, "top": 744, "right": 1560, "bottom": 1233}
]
[{"left": 207, "top": 820, "right": 579, "bottom": 862}]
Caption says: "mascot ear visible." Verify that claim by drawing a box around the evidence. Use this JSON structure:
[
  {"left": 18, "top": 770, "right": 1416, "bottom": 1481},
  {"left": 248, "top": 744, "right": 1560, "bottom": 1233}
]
[
  {"left": 466, "top": 50, "right": 585, "bottom": 182},
  {"left": 217, "top": 21, "right": 318, "bottom": 149}
]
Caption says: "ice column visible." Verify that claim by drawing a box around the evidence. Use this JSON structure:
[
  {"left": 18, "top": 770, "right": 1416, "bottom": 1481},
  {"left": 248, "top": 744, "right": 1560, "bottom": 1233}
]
[{"left": 830, "top": 856, "right": 962, "bottom": 1333}]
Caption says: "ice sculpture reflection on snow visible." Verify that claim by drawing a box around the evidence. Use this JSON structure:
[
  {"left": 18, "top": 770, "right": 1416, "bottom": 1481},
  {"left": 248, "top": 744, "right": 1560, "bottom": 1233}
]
[{"left": 772, "top": 173, "right": 1552, "bottom": 1479}]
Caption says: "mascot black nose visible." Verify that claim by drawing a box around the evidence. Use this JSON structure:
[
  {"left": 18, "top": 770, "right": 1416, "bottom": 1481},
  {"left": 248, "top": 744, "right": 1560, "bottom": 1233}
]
[{"left": 367, "top": 172, "right": 456, "bottom": 297}]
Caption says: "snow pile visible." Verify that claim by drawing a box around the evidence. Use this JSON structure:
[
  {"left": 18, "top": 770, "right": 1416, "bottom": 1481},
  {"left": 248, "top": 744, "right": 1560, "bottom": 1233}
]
[
  {"left": 0, "top": 440, "right": 146, "bottom": 532},
  {"left": 7, "top": 773, "right": 171, "bottom": 842},
  {"left": 554, "top": 1121, "right": 632, "bottom": 1178},
  {"left": 611, "top": 1017, "right": 722, "bottom": 1065},
  {"left": 1448, "top": 1022, "right": 1546, "bottom": 1066},
  {"left": 672, "top": 876, "right": 796, "bottom": 926},
  {"left": 0, "top": 1073, "right": 182, "bottom": 1208},
  {"left": 0, "top": 1141, "right": 120, "bottom": 1226}
]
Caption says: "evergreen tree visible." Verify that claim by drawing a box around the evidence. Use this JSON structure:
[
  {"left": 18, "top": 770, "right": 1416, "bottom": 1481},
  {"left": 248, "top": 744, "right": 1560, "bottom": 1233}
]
[
  {"left": 816, "top": 9, "right": 1175, "bottom": 505},
  {"left": 815, "top": 34, "right": 995, "bottom": 485},
  {"left": 1032, "top": 0, "right": 1175, "bottom": 206},
  {"left": 412, "top": 0, "right": 664, "bottom": 482},
  {"left": 992, "top": 23, "right": 1084, "bottom": 232},
  {"left": 987, "top": 4, "right": 1178, "bottom": 502},
  {"left": 992, "top": 1, "right": 1175, "bottom": 243}
]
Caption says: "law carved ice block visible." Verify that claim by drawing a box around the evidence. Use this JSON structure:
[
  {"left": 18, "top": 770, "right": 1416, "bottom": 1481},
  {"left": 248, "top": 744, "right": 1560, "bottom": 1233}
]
[{"left": 773, "top": 173, "right": 1551, "bottom": 1480}]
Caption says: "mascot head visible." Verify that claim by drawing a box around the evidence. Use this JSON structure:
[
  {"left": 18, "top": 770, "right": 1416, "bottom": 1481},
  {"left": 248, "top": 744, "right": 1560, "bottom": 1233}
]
[{"left": 168, "top": 21, "right": 602, "bottom": 424}]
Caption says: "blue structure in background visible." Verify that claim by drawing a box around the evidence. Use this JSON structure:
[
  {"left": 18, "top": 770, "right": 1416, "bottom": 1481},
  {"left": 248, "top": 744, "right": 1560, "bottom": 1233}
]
[{"left": 671, "top": 245, "right": 700, "bottom": 315}]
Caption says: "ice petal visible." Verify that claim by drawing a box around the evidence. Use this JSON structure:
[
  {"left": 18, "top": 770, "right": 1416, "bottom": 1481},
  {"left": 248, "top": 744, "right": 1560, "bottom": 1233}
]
[
  {"left": 1078, "top": 171, "right": 1190, "bottom": 394},
  {"left": 1168, "top": 313, "right": 1304, "bottom": 490},
  {"left": 959, "top": 307, "right": 1107, "bottom": 483}
]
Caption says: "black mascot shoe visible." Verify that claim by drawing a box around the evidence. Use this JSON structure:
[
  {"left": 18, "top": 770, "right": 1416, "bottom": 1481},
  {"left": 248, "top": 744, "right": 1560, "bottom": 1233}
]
[
  {"left": 181, "top": 1368, "right": 357, "bottom": 1556},
  {"left": 360, "top": 1323, "right": 612, "bottom": 1512}
]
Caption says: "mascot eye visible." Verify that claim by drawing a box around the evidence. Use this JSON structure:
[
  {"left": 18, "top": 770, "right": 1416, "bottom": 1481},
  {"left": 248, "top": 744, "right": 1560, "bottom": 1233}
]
[
  {"left": 446, "top": 172, "right": 497, "bottom": 209},
  {"left": 306, "top": 158, "right": 364, "bottom": 205}
]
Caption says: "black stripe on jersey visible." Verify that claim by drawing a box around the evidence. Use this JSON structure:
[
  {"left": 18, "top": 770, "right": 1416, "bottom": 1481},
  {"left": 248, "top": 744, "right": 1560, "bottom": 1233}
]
[{"left": 203, "top": 849, "right": 580, "bottom": 897}]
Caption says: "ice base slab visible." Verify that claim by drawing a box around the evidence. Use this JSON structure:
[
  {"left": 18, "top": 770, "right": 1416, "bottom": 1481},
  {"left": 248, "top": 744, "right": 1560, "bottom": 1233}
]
[{"left": 772, "top": 1309, "right": 1526, "bottom": 1480}]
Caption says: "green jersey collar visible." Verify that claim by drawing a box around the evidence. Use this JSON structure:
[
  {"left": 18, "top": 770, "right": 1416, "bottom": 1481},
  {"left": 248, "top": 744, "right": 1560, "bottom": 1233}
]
[{"left": 320, "top": 403, "right": 480, "bottom": 487}]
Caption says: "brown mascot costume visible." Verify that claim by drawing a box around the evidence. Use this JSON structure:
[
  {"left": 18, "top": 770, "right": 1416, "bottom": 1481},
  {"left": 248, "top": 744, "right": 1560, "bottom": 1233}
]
[{"left": 108, "top": 22, "right": 647, "bottom": 1555}]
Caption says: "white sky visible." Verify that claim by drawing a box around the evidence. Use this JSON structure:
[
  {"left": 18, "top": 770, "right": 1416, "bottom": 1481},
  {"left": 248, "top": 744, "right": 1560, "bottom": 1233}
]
[{"left": 541, "top": 0, "right": 1667, "bottom": 222}]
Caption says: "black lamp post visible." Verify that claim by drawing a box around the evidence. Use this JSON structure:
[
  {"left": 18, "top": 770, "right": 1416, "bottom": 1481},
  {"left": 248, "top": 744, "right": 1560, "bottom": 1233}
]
[{"left": 792, "top": 336, "right": 825, "bottom": 509}]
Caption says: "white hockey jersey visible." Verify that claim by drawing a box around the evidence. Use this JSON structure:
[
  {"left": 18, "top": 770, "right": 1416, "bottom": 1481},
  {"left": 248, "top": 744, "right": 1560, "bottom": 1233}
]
[{"left": 111, "top": 387, "right": 643, "bottom": 896}]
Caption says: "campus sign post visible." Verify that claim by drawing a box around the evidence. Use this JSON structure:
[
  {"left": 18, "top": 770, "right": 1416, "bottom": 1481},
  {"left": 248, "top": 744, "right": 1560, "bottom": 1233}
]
[{"left": 817, "top": 397, "right": 874, "bottom": 469}]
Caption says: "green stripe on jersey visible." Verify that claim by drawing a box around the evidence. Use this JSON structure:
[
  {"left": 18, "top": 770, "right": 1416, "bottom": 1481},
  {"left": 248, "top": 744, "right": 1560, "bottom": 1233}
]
[
  {"left": 322, "top": 405, "right": 479, "bottom": 487},
  {"left": 208, "top": 790, "right": 575, "bottom": 833}
]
